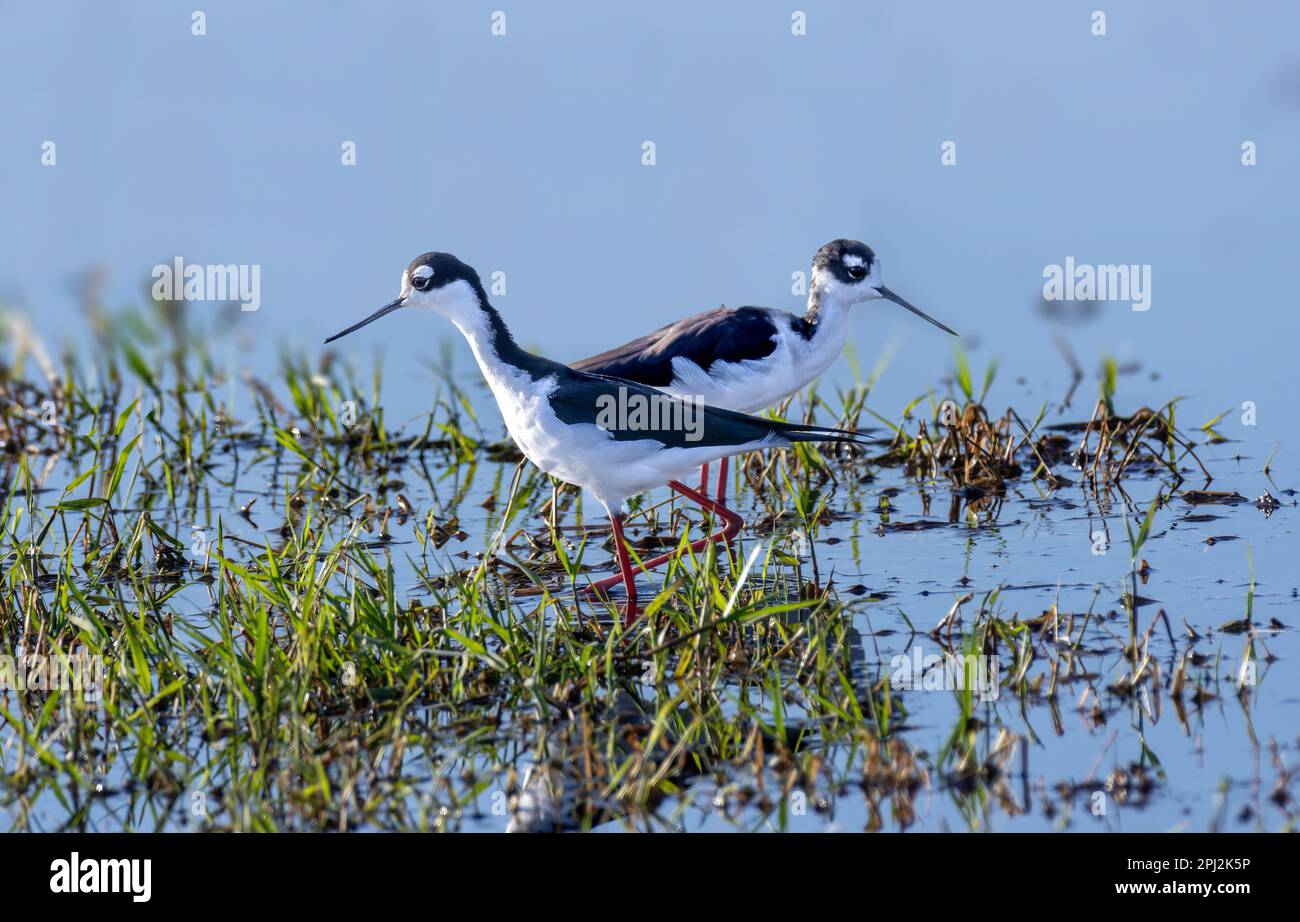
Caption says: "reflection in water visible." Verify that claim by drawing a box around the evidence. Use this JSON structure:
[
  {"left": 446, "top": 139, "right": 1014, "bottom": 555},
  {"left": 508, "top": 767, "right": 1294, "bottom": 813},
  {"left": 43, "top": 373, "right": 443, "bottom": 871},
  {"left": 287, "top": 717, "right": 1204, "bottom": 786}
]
[{"left": 0, "top": 296, "right": 1295, "bottom": 832}]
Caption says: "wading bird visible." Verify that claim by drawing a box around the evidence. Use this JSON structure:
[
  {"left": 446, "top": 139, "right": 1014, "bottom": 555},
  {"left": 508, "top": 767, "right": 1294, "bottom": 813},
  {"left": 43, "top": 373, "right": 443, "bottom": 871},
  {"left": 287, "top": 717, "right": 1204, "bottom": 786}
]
[
  {"left": 573, "top": 239, "right": 957, "bottom": 502},
  {"left": 325, "top": 252, "right": 871, "bottom": 623}
]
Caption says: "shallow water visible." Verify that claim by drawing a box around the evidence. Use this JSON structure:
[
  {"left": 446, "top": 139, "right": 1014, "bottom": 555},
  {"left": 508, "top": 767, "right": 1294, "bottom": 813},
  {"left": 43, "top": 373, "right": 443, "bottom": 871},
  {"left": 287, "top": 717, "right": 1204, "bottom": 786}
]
[
  {"left": 4, "top": 0, "right": 1300, "bottom": 834},
  {"left": 3, "top": 350, "right": 1293, "bottom": 833}
]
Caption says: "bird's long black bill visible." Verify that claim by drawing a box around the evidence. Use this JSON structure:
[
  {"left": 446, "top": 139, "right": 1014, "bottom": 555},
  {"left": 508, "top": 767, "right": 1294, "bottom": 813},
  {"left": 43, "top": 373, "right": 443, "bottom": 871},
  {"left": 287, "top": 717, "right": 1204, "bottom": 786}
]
[
  {"left": 324, "top": 298, "right": 404, "bottom": 344},
  {"left": 878, "top": 285, "right": 959, "bottom": 337}
]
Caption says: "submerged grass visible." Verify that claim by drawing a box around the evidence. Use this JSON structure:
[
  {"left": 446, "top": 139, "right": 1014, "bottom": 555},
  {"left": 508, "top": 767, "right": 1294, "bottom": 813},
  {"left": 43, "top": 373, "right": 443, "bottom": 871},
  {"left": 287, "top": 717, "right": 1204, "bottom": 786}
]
[{"left": 0, "top": 298, "right": 1293, "bottom": 832}]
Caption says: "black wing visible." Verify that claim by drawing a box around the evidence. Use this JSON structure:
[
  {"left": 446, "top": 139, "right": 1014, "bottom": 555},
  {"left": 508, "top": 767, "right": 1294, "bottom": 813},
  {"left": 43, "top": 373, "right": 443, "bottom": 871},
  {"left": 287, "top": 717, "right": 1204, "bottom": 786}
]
[
  {"left": 547, "top": 369, "right": 873, "bottom": 451},
  {"left": 571, "top": 306, "right": 785, "bottom": 388}
]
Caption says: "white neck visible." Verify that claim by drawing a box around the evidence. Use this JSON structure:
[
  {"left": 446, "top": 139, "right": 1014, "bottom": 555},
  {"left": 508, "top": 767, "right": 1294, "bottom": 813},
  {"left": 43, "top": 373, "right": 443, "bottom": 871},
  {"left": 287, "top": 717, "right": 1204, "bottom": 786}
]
[
  {"left": 805, "top": 274, "right": 858, "bottom": 338},
  {"left": 434, "top": 280, "right": 493, "bottom": 357},
  {"left": 449, "top": 309, "right": 500, "bottom": 375},
  {"left": 785, "top": 275, "right": 858, "bottom": 382},
  {"left": 434, "top": 280, "right": 539, "bottom": 403}
]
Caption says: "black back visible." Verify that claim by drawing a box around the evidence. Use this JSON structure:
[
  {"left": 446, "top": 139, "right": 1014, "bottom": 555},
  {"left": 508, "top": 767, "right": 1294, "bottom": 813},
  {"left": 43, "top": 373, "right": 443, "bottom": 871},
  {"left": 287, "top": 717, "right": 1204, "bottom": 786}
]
[{"left": 572, "top": 305, "right": 782, "bottom": 387}]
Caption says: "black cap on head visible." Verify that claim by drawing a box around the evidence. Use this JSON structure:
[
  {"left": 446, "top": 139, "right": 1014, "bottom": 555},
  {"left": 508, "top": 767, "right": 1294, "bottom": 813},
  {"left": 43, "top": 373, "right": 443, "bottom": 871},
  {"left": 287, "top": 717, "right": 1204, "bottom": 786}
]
[
  {"left": 405, "top": 251, "right": 483, "bottom": 293},
  {"left": 813, "top": 239, "right": 876, "bottom": 284}
]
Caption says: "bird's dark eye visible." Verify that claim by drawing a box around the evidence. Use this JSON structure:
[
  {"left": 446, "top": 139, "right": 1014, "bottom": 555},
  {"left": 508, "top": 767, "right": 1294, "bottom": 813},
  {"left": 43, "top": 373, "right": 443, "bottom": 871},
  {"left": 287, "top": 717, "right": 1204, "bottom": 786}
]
[
  {"left": 847, "top": 265, "right": 867, "bottom": 281},
  {"left": 411, "top": 273, "right": 432, "bottom": 291}
]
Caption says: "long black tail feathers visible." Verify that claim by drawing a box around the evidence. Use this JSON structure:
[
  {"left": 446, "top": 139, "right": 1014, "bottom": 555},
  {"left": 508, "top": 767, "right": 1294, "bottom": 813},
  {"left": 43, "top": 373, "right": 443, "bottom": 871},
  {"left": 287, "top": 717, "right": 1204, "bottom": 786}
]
[{"left": 777, "top": 420, "right": 879, "bottom": 448}]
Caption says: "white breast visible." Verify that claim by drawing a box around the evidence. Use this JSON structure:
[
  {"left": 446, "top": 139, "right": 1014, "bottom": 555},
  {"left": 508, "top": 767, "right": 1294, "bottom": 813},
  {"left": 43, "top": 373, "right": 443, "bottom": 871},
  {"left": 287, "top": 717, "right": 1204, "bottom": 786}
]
[{"left": 475, "top": 358, "right": 773, "bottom": 513}]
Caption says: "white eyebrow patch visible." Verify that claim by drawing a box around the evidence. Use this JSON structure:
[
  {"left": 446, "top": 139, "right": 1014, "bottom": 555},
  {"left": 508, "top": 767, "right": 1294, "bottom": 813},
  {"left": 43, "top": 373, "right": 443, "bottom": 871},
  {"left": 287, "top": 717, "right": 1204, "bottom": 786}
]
[
  {"left": 412, "top": 265, "right": 435, "bottom": 280},
  {"left": 842, "top": 254, "right": 866, "bottom": 268}
]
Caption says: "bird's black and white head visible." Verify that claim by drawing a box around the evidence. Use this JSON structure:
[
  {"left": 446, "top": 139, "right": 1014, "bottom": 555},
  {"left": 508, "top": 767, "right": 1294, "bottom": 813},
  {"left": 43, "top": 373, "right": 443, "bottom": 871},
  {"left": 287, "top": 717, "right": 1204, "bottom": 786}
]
[
  {"left": 813, "top": 239, "right": 881, "bottom": 297},
  {"left": 810, "top": 238, "right": 957, "bottom": 336},
  {"left": 399, "top": 252, "right": 488, "bottom": 317},
  {"left": 325, "top": 252, "right": 491, "bottom": 344}
]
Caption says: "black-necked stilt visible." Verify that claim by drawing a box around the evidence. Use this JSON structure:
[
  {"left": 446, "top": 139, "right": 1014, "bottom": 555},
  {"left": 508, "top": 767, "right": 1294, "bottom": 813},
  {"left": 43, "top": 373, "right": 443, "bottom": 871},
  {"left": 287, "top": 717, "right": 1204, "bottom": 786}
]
[
  {"left": 324, "top": 251, "right": 872, "bottom": 623},
  {"left": 572, "top": 239, "right": 957, "bottom": 501}
]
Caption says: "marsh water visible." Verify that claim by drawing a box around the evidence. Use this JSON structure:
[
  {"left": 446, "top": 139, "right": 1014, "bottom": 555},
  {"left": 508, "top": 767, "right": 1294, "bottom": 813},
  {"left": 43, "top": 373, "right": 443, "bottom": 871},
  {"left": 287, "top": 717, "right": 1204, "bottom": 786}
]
[
  {"left": 394, "top": 372, "right": 1300, "bottom": 833},
  {"left": 2, "top": 1, "right": 1299, "bottom": 832},
  {"left": 1, "top": 335, "right": 1295, "bottom": 832}
]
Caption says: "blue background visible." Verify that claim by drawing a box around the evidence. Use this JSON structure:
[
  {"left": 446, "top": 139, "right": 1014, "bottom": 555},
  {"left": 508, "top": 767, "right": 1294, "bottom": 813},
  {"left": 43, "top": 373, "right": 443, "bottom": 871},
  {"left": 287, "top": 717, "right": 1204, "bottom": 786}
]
[{"left": 2, "top": 1, "right": 1296, "bottom": 438}]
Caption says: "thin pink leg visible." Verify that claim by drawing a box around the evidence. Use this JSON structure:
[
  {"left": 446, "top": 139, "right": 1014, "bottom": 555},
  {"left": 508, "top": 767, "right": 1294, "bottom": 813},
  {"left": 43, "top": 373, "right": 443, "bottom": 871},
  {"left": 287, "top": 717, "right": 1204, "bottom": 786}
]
[
  {"left": 608, "top": 513, "right": 639, "bottom": 625},
  {"left": 583, "top": 480, "right": 743, "bottom": 598},
  {"left": 715, "top": 456, "right": 730, "bottom": 505},
  {"left": 698, "top": 462, "right": 710, "bottom": 495}
]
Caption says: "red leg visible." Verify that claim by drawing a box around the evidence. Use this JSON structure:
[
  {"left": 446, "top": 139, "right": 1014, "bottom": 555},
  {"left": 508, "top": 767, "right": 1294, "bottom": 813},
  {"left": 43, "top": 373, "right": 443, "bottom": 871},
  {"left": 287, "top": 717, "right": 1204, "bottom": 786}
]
[
  {"left": 698, "top": 462, "right": 710, "bottom": 494},
  {"left": 583, "top": 480, "right": 742, "bottom": 597},
  {"left": 608, "top": 513, "right": 638, "bottom": 625},
  {"left": 715, "top": 456, "right": 730, "bottom": 505}
]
